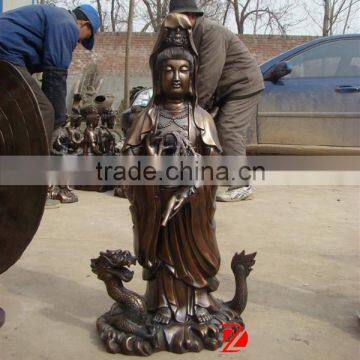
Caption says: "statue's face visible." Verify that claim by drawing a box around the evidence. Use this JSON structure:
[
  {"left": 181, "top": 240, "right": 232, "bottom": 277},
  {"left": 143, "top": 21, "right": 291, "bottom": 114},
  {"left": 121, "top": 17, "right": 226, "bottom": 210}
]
[
  {"left": 106, "top": 115, "right": 116, "bottom": 129},
  {"left": 161, "top": 59, "right": 191, "bottom": 99},
  {"left": 86, "top": 110, "right": 100, "bottom": 128},
  {"left": 72, "top": 116, "right": 82, "bottom": 128}
]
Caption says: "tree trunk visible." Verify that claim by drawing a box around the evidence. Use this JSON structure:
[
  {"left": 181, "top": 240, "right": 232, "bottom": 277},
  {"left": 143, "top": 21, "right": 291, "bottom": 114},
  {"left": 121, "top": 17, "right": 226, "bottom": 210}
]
[
  {"left": 124, "top": 0, "right": 135, "bottom": 108},
  {"left": 253, "top": 0, "right": 260, "bottom": 34},
  {"left": 111, "top": 0, "right": 116, "bottom": 32},
  {"left": 232, "top": 0, "right": 243, "bottom": 34},
  {"left": 223, "top": 0, "right": 231, "bottom": 25},
  {"left": 323, "top": 0, "right": 331, "bottom": 36},
  {"left": 343, "top": 0, "right": 353, "bottom": 34},
  {"left": 156, "top": 0, "right": 162, "bottom": 31},
  {"left": 95, "top": 0, "right": 105, "bottom": 32}
]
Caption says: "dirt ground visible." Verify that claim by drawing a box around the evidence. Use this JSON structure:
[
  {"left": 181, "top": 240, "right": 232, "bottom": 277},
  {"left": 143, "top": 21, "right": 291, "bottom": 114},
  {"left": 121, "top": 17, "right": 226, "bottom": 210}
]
[{"left": 0, "top": 186, "right": 359, "bottom": 360}]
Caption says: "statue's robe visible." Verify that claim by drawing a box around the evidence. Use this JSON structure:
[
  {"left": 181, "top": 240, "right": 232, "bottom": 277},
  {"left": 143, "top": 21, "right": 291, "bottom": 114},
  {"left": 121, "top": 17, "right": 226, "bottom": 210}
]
[{"left": 122, "top": 105, "right": 223, "bottom": 322}]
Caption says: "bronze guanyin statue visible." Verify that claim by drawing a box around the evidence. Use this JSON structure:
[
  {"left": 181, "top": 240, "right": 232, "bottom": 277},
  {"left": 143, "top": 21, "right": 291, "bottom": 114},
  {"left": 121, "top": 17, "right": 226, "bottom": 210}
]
[{"left": 92, "top": 13, "right": 256, "bottom": 356}]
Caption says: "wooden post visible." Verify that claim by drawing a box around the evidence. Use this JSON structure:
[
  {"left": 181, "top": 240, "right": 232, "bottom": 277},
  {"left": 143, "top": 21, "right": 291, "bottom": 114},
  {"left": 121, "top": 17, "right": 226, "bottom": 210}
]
[{"left": 124, "top": 0, "right": 135, "bottom": 108}]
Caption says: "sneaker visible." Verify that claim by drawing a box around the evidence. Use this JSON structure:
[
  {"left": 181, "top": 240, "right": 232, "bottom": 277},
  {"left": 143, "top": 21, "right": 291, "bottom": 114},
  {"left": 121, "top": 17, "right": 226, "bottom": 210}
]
[
  {"left": 216, "top": 186, "right": 253, "bottom": 202},
  {"left": 55, "top": 186, "right": 79, "bottom": 204}
]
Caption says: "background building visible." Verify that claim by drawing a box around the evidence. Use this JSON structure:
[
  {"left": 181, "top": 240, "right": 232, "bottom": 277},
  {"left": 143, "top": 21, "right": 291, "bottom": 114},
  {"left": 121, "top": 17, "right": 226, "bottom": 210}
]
[{"left": 0, "top": 0, "right": 34, "bottom": 13}]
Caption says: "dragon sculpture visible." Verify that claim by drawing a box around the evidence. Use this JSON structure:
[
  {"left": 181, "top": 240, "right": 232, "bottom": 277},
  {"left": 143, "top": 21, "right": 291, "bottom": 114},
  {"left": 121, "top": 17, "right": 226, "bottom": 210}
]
[{"left": 91, "top": 249, "right": 256, "bottom": 356}]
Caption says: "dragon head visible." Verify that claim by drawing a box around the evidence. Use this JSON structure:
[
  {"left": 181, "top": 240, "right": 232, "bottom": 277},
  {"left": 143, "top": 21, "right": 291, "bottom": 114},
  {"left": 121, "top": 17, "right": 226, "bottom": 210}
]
[
  {"left": 231, "top": 251, "right": 257, "bottom": 278},
  {"left": 91, "top": 250, "right": 137, "bottom": 283}
]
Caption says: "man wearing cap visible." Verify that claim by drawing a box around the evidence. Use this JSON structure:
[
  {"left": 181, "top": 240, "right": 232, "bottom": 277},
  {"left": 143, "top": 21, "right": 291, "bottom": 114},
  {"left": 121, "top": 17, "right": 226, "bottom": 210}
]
[
  {"left": 0, "top": 3, "right": 100, "bottom": 206},
  {"left": 169, "top": 0, "right": 265, "bottom": 202},
  {"left": 0, "top": 3, "right": 100, "bottom": 134}
]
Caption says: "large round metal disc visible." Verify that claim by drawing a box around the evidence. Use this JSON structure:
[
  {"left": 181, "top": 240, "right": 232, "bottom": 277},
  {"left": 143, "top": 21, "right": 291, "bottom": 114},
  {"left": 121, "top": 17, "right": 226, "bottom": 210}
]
[{"left": 0, "top": 61, "right": 49, "bottom": 275}]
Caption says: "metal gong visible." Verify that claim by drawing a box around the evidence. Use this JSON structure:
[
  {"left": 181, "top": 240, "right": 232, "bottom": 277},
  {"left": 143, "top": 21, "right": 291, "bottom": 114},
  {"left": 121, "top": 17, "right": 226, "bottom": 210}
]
[{"left": 0, "top": 61, "right": 49, "bottom": 275}]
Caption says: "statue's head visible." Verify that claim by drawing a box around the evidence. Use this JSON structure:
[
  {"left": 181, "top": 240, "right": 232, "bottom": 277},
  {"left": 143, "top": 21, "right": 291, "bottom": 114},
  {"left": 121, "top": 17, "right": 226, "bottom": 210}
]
[
  {"left": 154, "top": 46, "right": 195, "bottom": 102},
  {"left": 101, "top": 107, "right": 116, "bottom": 129},
  {"left": 70, "top": 113, "right": 82, "bottom": 129},
  {"left": 149, "top": 13, "right": 198, "bottom": 106},
  {"left": 91, "top": 250, "right": 136, "bottom": 283},
  {"left": 82, "top": 105, "right": 100, "bottom": 128}
]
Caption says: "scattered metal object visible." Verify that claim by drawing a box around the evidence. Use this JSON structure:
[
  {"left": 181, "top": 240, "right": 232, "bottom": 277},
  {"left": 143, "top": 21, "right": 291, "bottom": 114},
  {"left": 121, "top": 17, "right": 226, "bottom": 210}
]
[
  {"left": 93, "top": 14, "right": 256, "bottom": 356},
  {"left": 48, "top": 186, "right": 79, "bottom": 204}
]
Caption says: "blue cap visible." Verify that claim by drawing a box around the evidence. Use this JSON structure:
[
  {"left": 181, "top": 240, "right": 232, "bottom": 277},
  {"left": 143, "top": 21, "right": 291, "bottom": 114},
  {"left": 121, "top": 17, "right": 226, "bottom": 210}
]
[{"left": 76, "top": 4, "right": 101, "bottom": 51}]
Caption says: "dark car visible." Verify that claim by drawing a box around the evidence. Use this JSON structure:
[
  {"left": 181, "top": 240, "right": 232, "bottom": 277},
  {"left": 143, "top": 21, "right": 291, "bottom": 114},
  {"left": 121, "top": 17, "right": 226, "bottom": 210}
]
[
  {"left": 122, "top": 35, "right": 360, "bottom": 154},
  {"left": 255, "top": 34, "right": 360, "bottom": 154}
]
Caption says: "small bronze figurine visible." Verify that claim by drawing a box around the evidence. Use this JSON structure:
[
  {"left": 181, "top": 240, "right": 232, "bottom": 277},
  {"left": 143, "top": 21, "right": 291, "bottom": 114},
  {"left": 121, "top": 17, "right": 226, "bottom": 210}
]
[
  {"left": 93, "top": 14, "right": 256, "bottom": 356},
  {"left": 50, "top": 115, "right": 82, "bottom": 204},
  {"left": 97, "top": 106, "right": 119, "bottom": 192},
  {"left": 82, "top": 105, "right": 102, "bottom": 156},
  {"left": 97, "top": 106, "right": 117, "bottom": 155},
  {"left": 52, "top": 115, "right": 83, "bottom": 155}
]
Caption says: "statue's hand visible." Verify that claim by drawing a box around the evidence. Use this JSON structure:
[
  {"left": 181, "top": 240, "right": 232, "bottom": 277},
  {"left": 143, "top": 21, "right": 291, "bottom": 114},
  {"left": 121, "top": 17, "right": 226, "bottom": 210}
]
[
  {"left": 161, "top": 192, "right": 186, "bottom": 227},
  {"left": 145, "top": 133, "right": 157, "bottom": 156}
]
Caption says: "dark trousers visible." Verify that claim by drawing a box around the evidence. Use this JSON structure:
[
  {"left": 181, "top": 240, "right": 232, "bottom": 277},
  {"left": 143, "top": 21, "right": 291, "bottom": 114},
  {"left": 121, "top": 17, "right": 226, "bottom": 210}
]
[
  {"left": 215, "top": 91, "right": 262, "bottom": 156},
  {"left": 15, "top": 66, "right": 55, "bottom": 145}
]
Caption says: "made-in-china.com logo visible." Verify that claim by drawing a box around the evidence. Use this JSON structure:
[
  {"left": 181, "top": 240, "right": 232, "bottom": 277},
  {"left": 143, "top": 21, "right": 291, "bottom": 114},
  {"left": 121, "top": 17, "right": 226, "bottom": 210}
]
[{"left": 221, "top": 323, "right": 249, "bottom": 353}]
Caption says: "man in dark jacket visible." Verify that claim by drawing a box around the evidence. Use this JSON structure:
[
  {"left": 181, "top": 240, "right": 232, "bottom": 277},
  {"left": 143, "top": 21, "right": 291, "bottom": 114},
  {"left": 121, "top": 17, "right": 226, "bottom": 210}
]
[
  {"left": 169, "top": 0, "right": 264, "bottom": 202},
  {"left": 0, "top": 3, "right": 100, "bottom": 136}
]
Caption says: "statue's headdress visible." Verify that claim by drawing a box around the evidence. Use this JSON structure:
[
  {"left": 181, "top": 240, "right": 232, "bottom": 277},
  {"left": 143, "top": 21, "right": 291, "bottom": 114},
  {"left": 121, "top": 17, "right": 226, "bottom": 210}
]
[{"left": 149, "top": 13, "right": 199, "bottom": 106}]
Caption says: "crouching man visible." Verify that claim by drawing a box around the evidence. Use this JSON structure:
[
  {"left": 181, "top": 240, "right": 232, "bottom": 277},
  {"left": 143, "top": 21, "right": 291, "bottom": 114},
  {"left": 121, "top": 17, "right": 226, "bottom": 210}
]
[
  {"left": 169, "top": 0, "right": 264, "bottom": 202},
  {"left": 0, "top": 3, "right": 100, "bottom": 205}
]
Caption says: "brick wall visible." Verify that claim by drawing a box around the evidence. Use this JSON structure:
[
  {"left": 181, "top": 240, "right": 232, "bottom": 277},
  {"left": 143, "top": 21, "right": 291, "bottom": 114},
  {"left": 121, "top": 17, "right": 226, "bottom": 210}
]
[
  {"left": 67, "top": 32, "right": 317, "bottom": 107},
  {"left": 70, "top": 32, "right": 317, "bottom": 76}
]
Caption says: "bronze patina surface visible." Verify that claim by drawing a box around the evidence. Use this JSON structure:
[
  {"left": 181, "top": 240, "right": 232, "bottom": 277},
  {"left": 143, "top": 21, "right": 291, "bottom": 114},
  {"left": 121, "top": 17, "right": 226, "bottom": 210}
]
[
  {"left": 0, "top": 61, "right": 48, "bottom": 275},
  {"left": 93, "top": 14, "right": 256, "bottom": 356},
  {"left": 0, "top": 61, "right": 48, "bottom": 327}
]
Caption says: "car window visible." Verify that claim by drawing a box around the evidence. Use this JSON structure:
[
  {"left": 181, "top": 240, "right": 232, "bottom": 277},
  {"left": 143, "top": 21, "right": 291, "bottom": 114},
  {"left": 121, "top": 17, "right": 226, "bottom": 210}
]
[
  {"left": 286, "top": 39, "right": 360, "bottom": 78},
  {"left": 133, "top": 88, "right": 153, "bottom": 107}
]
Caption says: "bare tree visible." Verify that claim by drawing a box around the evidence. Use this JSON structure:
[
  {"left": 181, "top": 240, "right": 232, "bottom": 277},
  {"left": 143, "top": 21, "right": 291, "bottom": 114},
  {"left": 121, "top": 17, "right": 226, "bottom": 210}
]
[
  {"left": 253, "top": 0, "right": 260, "bottom": 34},
  {"left": 304, "top": 0, "right": 360, "bottom": 36},
  {"left": 124, "top": 0, "right": 135, "bottom": 107},
  {"left": 140, "top": 0, "right": 169, "bottom": 32},
  {"left": 110, "top": 0, "right": 128, "bottom": 32},
  {"left": 343, "top": 0, "right": 354, "bottom": 33},
  {"left": 138, "top": 0, "right": 229, "bottom": 32},
  {"left": 197, "top": 0, "right": 229, "bottom": 23},
  {"left": 229, "top": 0, "right": 301, "bottom": 35},
  {"left": 94, "top": 0, "right": 105, "bottom": 32},
  {"left": 222, "top": 0, "right": 232, "bottom": 25}
]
